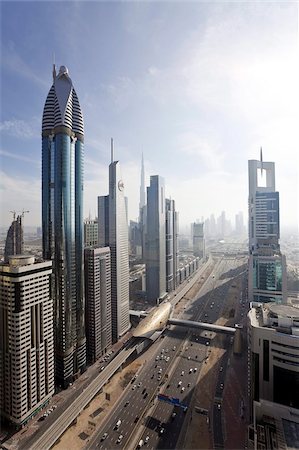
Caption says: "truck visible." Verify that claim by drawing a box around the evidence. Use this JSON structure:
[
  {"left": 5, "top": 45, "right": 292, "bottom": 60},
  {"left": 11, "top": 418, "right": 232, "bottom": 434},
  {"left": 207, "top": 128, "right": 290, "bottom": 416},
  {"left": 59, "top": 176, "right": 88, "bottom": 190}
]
[{"left": 115, "top": 419, "right": 121, "bottom": 430}]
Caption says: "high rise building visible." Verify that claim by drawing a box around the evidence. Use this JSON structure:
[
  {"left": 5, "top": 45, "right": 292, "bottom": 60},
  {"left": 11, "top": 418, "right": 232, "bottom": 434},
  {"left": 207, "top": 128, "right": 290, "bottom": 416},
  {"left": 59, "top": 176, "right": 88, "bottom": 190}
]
[
  {"left": 84, "top": 247, "right": 112, "bottom": 363},
  {"left": 235, "top": 211, "right": 246, "bottom": 236},
  {"left": 84, "top": 218, "right": 98, "bottom": 247},
  {"left": 42, "top": 65, "right": 86, "bottom": 386},
  {"left": 4, "top": 214, "right": 24, "bottom": 263},
  {"left": 248, "top": 154, "right": 287, "bottom": 304},
  {"left": 165, "top": 199, "right": 174, "bottom": 292},
  {"left": 146, "top": 175, "right": 166, "bottom": 303},
  {"left": 98, "top": 141, "right": 130, "bottom": 342},
  {"left": 248, "top": 302, "right": 299, "bottom": 415},
  {"left": 0, "top": 255, "right": 54, "bottom": 426},
  {"left": 192, "top": 222, "right": 205, "bottom": 259},
  {"left": 139, "top": 153, "right": 146, "bottom": 222}
]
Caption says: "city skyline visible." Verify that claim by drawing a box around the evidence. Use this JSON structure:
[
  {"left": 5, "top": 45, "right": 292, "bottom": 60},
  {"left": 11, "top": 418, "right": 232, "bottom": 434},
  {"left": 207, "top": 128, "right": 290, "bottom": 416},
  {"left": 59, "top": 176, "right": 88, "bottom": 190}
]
[{"left": 1, "top": 2, "right": 298, "bottom": 230}]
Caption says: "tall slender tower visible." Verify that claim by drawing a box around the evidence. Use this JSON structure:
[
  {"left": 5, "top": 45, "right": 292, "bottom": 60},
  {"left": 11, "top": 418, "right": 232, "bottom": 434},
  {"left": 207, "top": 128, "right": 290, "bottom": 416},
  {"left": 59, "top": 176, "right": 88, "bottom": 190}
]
[
  {"left": 139, "top": 153, "right": 145, "bottom": 220},
  {"left": 146, "top": 175, "right": 166, "bottom": 304},
  {"left": 42, "top": 65, "right": 86, "bottom": 386},
  {"left": 98, "top": 140, "right": 130, "bottom": 342}
]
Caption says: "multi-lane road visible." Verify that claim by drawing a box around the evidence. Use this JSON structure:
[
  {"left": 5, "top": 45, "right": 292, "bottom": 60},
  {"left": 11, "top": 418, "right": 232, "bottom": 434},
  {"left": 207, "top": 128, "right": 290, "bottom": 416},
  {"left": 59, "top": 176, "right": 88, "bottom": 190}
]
[{"left": 86, "top": 255, "right": 246, "bottom": 450}]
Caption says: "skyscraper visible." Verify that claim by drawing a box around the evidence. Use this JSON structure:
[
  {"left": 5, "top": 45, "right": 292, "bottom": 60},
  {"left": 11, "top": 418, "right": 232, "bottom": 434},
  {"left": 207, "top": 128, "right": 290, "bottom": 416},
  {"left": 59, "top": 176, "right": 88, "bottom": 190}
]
[
  {"left": 84, "top": 217, "right": 98, "bottom": 247},
  {"left": 0, "top": 255, "right": 54, "bottom": 426},
  {"left": 4, "top": 213, "right": 24, "bottom": 263},
  {"left": 248, "top": 154, "right": 287, "bottom": 304},
  {"left": 98, "top": 141, "right": 130, "bottom": 342},
  {"left": 146, "top": 175, "right": 166, "bottom": 303},
  {"left": 84, "top": 247, "right": 112, "bottom": 363},
  {"left": 192, "top": 222, "right": 205, "bottom": 259},
  {"left": 42, "top": 65, "right": 86, "bottom": 386},
  {"left": 165, "top": 199, "right": 179, "bottom": 293}
]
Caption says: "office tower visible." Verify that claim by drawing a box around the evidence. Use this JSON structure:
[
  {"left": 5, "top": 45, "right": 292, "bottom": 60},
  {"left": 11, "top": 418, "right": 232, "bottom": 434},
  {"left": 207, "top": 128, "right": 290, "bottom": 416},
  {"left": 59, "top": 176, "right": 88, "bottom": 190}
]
[
  {"left": 0, "top": 255, "right": 54, "bottom": 426},
  {"left": 248, "top": 158, "right": 279, "bottom": 253},
  {"left": 248, "top": 302, "right": 299, "bottom": 414},
  {"left": 138, "top": 153, "right": 146, "bottom": 261},
  {"left": 146, "top": 175, "right": 166, "bottom": 303},
  {"left": 165, "top": 199, "right": 174, "bottom": 292},
  {"left": 4, "top": 214, "right": 24, "bottom": 262},
  {"left": 97, "top": 141, "right": 130, "bottom": 342},
  {"left": 129, "top": 220, "right": 142, "bottom": 257},
  {"left": 139, "top": 153, "right": 146, "bottom": 221},
  {"left": 173, "top": 209, "right": 179, "bottom": 289},
  {"left": 84, "top": 218, "right": 98, "bottom": 247},
  {"left": 248, "top": 155, "right": 287, "bottom": 304},
  {"left": 192, "top": 222, "right": 205, "bottom": 259},
  {"left": 84, "top": 247, "right": 112, "bottom": 363},
  {"left": 235, "top": 211, "right": 245, "bottom": 236},
  {"left": 42, "top": 65, "right": 86, "bottom": 386},
  {"left": 210, "top": 213, "right": 216, "bottom": 237}
]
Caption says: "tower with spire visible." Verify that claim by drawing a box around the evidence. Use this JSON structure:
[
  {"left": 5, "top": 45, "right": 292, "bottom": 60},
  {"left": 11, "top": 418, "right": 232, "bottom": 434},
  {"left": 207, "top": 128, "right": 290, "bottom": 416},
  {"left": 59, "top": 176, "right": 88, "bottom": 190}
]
[{"left": 42, "top": 64, "right": 86, "bottom": 386}]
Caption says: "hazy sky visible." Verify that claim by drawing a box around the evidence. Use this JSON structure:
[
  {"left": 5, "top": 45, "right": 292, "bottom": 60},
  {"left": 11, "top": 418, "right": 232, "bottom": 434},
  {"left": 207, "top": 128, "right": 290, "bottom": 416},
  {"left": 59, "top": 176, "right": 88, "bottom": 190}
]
[{"left": 1, "top": 1, "right": 298, "bottom": 230}]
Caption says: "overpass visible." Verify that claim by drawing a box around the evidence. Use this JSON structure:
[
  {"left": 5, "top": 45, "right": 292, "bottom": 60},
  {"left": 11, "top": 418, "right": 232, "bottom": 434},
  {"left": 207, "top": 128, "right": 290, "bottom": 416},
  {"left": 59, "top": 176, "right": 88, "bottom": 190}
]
[
  {"left": 168, "top": 318, "right": 236, "bottom": 335},
  {"left": 23, "top": 345, "right": 137, "bottom": 450}
]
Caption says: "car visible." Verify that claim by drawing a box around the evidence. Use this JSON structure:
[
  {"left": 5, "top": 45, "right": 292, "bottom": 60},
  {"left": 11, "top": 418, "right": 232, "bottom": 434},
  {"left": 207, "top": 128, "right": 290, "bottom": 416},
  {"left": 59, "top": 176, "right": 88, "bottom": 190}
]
[
  {"left": 220, "top": 383, "right": 224, "bottom": 390},
  {"left": 181, "top": 387, "right": 185, "bottom": 392},
  {"left": 181, "top": 371, "right": 184, "bottom": 376},
  {"left": 158, "top": 368, "right": 162, "bottom": 374},
  {"left": 187, "top": 382, "right": 191, "bottom": 387},
  {"left": 217, "top": 403, "right": 221, "bottom": 410},
  {"left": 100, "top": 366, "right": 105, "bottom": 371},
  {"left": 195, "top": 355, "right": 198, "bottom": 359},
  {"left": 171, "top": 412, "right": 177, "bottom": 420},
  {"left": 124, "top": 401, "right": 130, "bottom": 407},
  {"left": 220, "top": 366, "right": 223, "bottom": 372},
  {"left": 144, "top": 392, "right": 148, "bottom": 399},
  {"left": 204, "top": 313, "right": 208, "bottom": 317},
  {"left": 142, "top": 388, "right": 146, "bottom": 394},
  {"left": 173, "top": 346, "right": 176, "bottom": 351},
  {"left": 156, "top": 356, "right": 159, "bottom": 361},
  {"left": 166, "top": 384, "right": 170, "bottom": 389},
  {"left": 137, "top": 382, "right": 142, "bottom": 388},
  {"left": 161, "top": 349, "right": 165, "bottom": 353},
  {"left": 137, "top": 439, "right": 144, "bottom": 449},
  {"left": 101, "top": 433, "right": 108, "bottom": 441},
  {"left": 132, "top": 385, "right": 136, "bottom": 390},
  {"left": 206, "top": 341, "right": 210, "bottom": 346},
  {"left": 188, "top": 356, "right": 191, "bottom": 360},
  {"left": 158, "top": 427, "right": 165, "bottom": 435},
  {"left": 151, "top": 374, "right": 154, "bottom": 379},
  {"left": 38, "top": 416, "right": 45, "bottom": 422},
  {"left": 189, "top": 368, "right": 193, "bottom": 373},
  {"left": 145, "top": 436, "right": 150, "bottom": 443},
  {"left": 117, "top": 435, "right": 123, "bottom": 444},
  {"left": 194, "top": 367, "right": 197, "bottom": 372},
  {"left": 157, "top": 375, "right": 161, "bottom": 381},
  {"left": 178, "top": 380, "right": 182, "bottom": 386},
  {"left": 134, "top": 416, "right": 139, "bottom": 423}
]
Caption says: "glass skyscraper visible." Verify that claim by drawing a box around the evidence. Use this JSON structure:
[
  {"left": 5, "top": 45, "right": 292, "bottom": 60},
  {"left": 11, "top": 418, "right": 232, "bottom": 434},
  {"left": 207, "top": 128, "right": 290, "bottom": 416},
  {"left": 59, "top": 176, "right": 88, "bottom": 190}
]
[{"left": 42, "top": 65, "right": 86, "bottom": 386}]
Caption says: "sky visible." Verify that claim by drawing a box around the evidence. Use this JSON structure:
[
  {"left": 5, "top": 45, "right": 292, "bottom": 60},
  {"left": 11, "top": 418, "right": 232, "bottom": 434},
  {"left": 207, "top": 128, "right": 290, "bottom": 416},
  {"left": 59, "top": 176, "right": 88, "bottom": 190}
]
[{"left": 1, "top": 1, "right": 298, "bottom": 231}]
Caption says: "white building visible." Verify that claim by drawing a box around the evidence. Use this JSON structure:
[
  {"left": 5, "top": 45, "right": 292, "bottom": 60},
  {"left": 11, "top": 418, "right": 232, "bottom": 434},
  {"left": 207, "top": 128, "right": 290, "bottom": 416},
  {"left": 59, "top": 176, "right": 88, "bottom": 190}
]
[
  {"left": 0, "top": 255, "right": 54, "bottom": 427},
  {"left": 98, "top": 141, "right": 130, "bottom": 342},
  {"left": 248, "top": 302, "right": 299, "bottom": 413},
  {"left": 84, "top": 218, "right": 98, "bottom": 247}
]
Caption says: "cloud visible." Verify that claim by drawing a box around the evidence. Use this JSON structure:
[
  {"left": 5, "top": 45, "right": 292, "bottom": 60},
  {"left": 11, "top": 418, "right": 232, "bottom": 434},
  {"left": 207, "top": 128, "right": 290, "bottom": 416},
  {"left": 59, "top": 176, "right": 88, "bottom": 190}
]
[
  {"left": 0, "top": 149, "right": 39, "bottom": 165},
  {"left": 0, "top": 171, "right": 40, "bottom": 227},
  {"left": 0, "top": 117, "right": 40, "bottom": 139}
]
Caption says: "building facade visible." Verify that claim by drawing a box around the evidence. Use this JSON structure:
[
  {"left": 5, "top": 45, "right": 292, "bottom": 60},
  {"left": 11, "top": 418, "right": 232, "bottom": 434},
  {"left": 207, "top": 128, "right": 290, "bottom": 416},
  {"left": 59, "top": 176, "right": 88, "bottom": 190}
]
[
  {"left": 248, "top": 157, "right": 287, "bottom": 304},
  {"left": 248, "top": 302, "right": 299, "bottom": 416},
  {"left": 84, "top": 218, "right": 98, "bottom": 247},
  {"left": 4, "top": 215, "right": 24, "bottom": 263},
  {"left": 98, "top": 153, "right": 130, "bottom": 343},
  {"left": 146, "top": 175, "right": 166, "bottom": 303},
  {"left": 84, "top": 247, "right": 112, "bottom": 363},
  {"left": 0, "top": 256, "right": 54, "bottom": 426},
  {"left": 192, "top": 222, "right": 205, "bottom": 259},
  {"left": 42, "top": 65, "right": 86, "bottom": 386}
]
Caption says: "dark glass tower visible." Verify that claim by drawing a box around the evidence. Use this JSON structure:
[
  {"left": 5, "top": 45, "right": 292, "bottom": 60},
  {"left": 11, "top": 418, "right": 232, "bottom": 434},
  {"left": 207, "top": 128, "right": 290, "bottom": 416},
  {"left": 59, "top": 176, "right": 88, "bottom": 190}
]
[{"left": 42, "top": 65, "right": 86, "bottom": 386}]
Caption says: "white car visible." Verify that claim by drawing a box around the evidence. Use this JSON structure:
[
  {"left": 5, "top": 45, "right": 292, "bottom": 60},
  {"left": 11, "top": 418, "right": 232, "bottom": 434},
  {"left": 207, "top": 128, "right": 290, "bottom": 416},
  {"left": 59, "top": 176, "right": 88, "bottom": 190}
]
[
  {"left": 178, "top": 380, "right": 182, "bottom": 386},
  {"left": 181, "top": 371, "right": 185, "bottom": 376},
  {"left": 181, "top": 387, "right": 185, "bottom": 392},
  {"left": 117, "top": 435, "right": 123, "bottom": 444},
  {"left": 145, "top": 436, "right": 150, "bottom": 443}
]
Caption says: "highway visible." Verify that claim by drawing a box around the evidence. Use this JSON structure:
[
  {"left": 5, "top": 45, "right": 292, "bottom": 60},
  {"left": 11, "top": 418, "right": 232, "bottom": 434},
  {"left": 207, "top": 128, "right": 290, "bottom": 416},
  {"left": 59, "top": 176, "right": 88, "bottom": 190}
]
[
  {"left": 26, "top": 345, "right": 137, "bottom": 450},
  {"left": 86, "top": 255, "right": 246, "bottom": 450}
]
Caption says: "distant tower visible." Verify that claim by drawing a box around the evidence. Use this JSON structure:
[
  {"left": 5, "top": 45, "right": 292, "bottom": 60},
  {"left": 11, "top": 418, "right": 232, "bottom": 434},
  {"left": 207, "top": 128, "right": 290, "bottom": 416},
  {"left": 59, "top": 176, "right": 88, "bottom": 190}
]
[
  {"left": 0, "top": 256, "right": 54, "bottom": 426},
  {"left": 42, "top": 65, "right": 86, "bottom": 386},
  {"left": 98, "top": 140, "right": 130, "bottom": 342},
  {"left": 139, "top": 153, "right": 145, "bottom": 220},
  {"left": 248, "top": 153, "right": 287, "bottom": 304},
  {"left": 146, "top": 175, "right": 166, "bottom": 304},
  {"left": 4, "top": 214, "right": 24, "bottom": 262},
  {"left": 165, "top": 199, "right": 179, "bottom": 293},
  {"left": 192, "top": 222, "right": 205, "bottom": 259}
]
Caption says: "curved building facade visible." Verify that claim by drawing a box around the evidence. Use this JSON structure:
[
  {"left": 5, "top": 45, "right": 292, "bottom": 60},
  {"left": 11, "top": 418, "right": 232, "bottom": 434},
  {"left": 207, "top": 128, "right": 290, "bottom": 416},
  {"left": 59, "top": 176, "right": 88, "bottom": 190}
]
[{"left": 42, "top": 65, "right": 86, "bottom": 386}]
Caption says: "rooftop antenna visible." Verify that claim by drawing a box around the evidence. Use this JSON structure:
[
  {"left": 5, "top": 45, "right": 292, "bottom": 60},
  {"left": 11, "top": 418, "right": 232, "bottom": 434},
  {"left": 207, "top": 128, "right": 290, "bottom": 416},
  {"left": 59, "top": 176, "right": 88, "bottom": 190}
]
[
  {"left": 260, "top": 146, "right": 264, "bottom": 176},
  {"left": 111, "top": 137, "right": 114, "bottom": 163},
  {"left": 10, "top": 210, "right": 16, "bottom": 221},
  {"left": 52, "top": 52, "right": 56, "bottom": 82}
]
